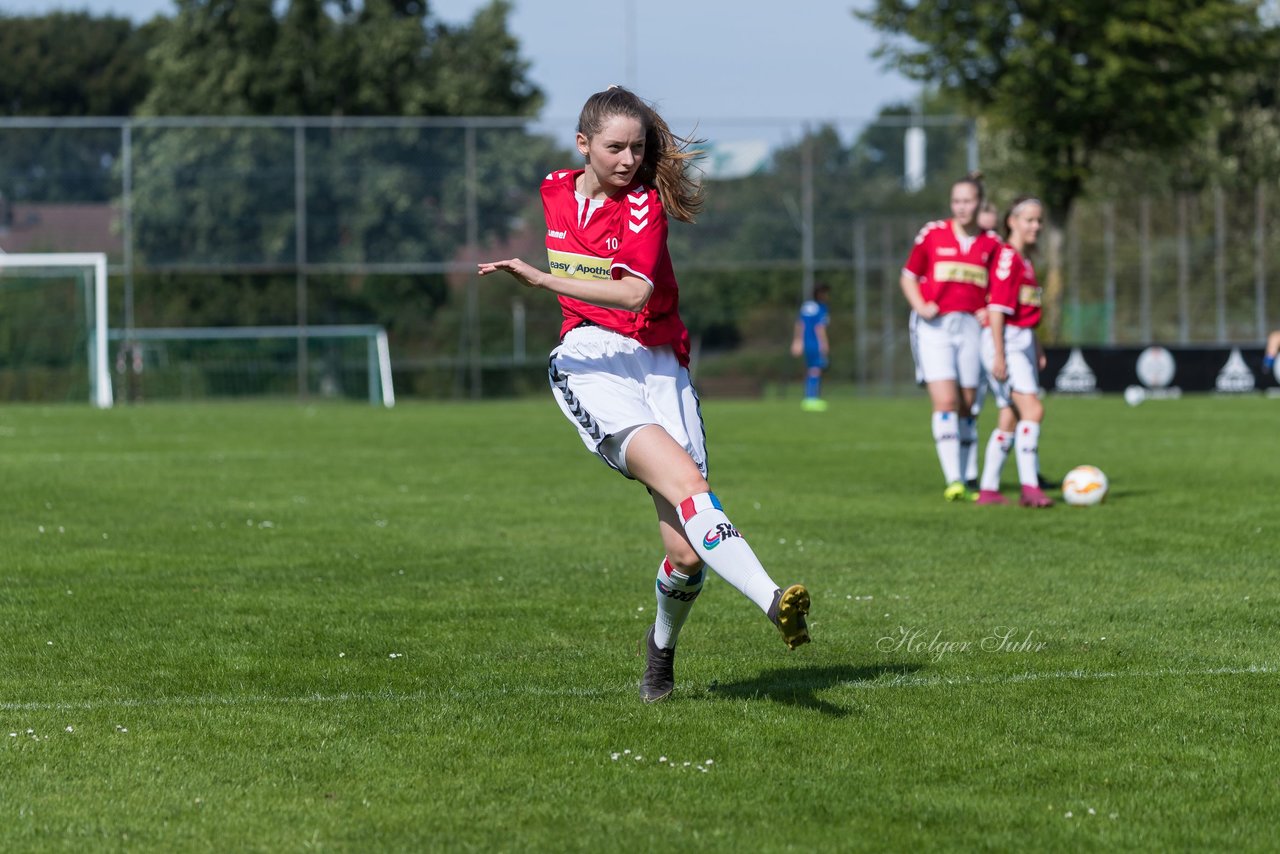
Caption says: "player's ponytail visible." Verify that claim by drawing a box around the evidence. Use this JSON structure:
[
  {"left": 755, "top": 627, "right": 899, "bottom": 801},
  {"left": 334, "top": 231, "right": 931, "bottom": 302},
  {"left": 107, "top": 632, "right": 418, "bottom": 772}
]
[{"left": 577, "top": 86, "right": 705, "bottom": 223}]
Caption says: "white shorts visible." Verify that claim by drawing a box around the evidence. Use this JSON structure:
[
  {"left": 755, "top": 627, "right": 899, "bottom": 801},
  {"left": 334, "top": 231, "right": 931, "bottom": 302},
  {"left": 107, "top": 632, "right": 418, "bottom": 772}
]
[
  {"left": 980, "top": 324, "right": 1040, "bottom": 409},
  {"left": 548, "top": 324, "right": 707, "bottom": 479},
  {"left": 910, "top": 311, "right": 982, "bottom": 388}
]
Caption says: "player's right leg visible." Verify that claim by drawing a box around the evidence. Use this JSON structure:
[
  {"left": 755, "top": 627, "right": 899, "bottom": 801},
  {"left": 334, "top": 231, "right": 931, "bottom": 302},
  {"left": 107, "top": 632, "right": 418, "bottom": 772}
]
[{"left": 917, "top": 315, "right": 969, "bottom": 500}]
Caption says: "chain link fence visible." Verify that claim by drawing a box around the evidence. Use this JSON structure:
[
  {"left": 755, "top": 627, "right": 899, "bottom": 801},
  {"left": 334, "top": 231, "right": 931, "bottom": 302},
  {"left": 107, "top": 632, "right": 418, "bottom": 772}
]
[{"left": 1, "top": 116, "right": 1272, "bottom": 401}]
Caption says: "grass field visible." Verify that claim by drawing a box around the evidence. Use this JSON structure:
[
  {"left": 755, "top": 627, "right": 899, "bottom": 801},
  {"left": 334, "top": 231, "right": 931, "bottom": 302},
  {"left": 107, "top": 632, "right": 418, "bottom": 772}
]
[{"left": 1, "top": 393, "right": 1277, "bottom": 852}]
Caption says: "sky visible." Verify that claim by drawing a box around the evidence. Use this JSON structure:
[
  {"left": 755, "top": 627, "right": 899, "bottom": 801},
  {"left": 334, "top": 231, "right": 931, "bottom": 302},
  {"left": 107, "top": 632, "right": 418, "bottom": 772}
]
[{"left": 1, "top": 0, "right": 920, "bottom": 145}]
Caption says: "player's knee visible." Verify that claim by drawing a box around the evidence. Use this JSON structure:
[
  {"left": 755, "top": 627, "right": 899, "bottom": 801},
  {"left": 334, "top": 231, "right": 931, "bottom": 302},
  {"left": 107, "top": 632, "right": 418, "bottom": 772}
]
[
  {"left": 1014, "top": 396, "right": 1043, "bottom": 422},
  {"left": 667, "top": 544, "right": 702, "bottom": 573}
]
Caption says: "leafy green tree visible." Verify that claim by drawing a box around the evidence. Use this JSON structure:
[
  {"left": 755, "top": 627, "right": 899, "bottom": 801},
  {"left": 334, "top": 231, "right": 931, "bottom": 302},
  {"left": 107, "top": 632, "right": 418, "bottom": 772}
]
[
  {"left": 858, "top": 0, "right": 1275, "bottom": 337},
  {"left": 0, "top": 12, "right": 161, "bottom": 203},
  {"left": 129, "top": 0, "right": 549, "bottom": 356}
]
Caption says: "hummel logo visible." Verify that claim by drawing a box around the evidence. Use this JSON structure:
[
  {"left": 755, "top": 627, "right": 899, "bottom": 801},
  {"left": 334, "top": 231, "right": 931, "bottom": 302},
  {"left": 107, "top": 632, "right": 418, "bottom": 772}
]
[{"left": 547, "top": 228, "right": 566, "bottom": 239}]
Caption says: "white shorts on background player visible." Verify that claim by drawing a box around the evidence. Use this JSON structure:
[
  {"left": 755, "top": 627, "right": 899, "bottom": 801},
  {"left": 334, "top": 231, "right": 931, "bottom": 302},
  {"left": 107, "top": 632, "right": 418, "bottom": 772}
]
[
  {"left": 910, "top": 311, "right": 981, "bottom": 388},
  {"left": 548, "top": 324, "right": 707, "bottom": 479},
  {"left": 980, "top": 324, "right": 1039, "bottom": 409}
]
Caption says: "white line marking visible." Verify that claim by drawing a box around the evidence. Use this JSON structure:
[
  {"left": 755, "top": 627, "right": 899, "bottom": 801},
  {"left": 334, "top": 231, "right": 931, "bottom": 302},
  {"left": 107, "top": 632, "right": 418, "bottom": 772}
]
[{"left": 1, "top": 666, "right": 1273, "bottom": 714}]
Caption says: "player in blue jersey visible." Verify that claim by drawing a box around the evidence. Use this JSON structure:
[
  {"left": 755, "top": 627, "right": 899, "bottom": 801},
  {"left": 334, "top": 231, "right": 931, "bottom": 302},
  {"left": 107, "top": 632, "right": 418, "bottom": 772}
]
[
  {"left": 791, "top": 282, "right": 831, "bottom": 411},
  {"left": 1264, "top": 329, "right": 1279, "bottom": 376}
]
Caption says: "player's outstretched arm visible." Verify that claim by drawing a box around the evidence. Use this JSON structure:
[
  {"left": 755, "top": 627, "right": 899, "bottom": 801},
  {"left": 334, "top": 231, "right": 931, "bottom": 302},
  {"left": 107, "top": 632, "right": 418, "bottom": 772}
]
[{"left": 478, "top": 258, "right": 653, "bottom": 312}]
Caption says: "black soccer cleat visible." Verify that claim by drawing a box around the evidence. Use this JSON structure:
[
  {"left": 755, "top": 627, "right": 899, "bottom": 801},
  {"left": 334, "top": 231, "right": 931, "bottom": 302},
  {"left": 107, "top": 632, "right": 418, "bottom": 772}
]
[{"left": 638, "top": 626, "right": 676, "bottom": 703}]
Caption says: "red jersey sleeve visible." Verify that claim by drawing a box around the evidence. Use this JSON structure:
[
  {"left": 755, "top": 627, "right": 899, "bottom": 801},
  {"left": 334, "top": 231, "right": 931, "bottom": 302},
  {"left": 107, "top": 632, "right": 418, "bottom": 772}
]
[
  {"left": 987, "top": 244, "right": 1022, "bottom": 315},
  {"left": 903, "top": 222, "right": 938, "bottom": 279}
]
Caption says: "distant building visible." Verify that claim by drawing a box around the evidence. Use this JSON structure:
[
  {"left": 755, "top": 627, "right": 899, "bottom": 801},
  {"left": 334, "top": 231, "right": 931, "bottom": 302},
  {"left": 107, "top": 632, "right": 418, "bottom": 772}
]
[{"left": 0, "top": 198, "right": 122, "bottom": 256}]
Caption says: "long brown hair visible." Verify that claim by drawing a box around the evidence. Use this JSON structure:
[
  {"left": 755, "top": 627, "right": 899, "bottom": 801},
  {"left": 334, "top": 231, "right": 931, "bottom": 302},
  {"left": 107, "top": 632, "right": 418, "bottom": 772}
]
[{"left": 576, "top": 86, "right": 704, "bottom": 223}]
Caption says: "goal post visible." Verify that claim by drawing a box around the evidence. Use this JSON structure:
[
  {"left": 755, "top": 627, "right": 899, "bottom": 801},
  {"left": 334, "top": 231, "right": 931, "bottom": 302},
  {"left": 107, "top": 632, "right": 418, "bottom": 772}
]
[
  {"left": 107, "top": 324, "right": 395, "bottom": 407},
  {"left": 0, "top": 252, "right": 112, "bottom": 408}
]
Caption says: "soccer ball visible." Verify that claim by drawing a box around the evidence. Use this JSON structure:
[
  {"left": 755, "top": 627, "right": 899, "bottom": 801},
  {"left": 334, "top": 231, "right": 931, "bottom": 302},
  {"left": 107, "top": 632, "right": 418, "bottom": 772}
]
[{"left": 1062, "top": 465, "right": 1109, "bottom": 506}]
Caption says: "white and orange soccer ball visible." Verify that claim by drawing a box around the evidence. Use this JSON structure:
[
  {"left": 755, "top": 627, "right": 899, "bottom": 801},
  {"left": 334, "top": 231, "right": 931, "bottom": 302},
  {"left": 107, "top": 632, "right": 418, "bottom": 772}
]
[{"left": 1062, "top": 465, "right": 1109, "bottom": 506}]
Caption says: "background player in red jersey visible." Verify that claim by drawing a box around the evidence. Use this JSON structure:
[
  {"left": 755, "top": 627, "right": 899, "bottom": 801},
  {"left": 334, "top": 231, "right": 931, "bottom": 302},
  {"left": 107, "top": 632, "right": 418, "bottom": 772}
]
[
  {"left": 975, "top": 197, "right": 1054, "bottom": 508},
  {"left": 478, "top": 87, "right": 810, "bottom": 703},
  {"left": 977, "top": 200, "right": 999, "bottom": 233},
  {"left": 901, "top": 174, "right": 1002, "bottom": 501}
]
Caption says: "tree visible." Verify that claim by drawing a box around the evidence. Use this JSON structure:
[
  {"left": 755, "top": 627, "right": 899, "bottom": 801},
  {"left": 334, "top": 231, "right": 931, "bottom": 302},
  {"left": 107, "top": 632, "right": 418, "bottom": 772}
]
[
  {"left": 0, "top": 12, "right": 162, "bottom": 203},
  {"left": 857, "top": 0, "right": 1275, "bottom": 337},
  {"left": 127, "top": 0, "right": 553, "bottom": 381}
]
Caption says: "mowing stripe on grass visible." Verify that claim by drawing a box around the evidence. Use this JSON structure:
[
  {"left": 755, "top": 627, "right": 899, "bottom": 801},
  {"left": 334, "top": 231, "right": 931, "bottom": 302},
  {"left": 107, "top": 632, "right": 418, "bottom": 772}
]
[{"left": 2, "top": 665, "right": 1274, "bottom": 713}]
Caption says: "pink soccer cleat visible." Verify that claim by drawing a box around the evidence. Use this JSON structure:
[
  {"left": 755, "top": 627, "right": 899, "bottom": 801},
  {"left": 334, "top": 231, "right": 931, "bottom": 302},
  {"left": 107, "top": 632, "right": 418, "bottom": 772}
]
[
  {"left": 975, "top": 489, "right": 1009, "bottom": 506},
  {"left": 1019, "top": 485, "right": 1055, "bottom": 508}
]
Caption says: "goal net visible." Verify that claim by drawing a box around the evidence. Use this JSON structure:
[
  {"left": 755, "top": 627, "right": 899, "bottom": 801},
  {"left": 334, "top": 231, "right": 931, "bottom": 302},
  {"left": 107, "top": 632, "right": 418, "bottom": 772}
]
[
  {"left": 0, "top": 252, "right": 112, "bottom": 407},
  {"left": 107, "top": 325, "right": 395, "bottom": 407}
]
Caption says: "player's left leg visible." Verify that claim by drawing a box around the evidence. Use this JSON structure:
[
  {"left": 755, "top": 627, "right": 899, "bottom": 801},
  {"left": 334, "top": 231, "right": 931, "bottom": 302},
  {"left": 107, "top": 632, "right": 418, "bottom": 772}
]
[
  {"left": 630, "top": 426, "right": 810, "bottom": 650},
  {"left": 955, "top": 313, "right": 983, "bottom": 492},
  {"left": 1012, "top": 392, "right": 1051, "bottom": 508},
  {"left": 802, "top": 353, "right": 827, "bottom": 411}
]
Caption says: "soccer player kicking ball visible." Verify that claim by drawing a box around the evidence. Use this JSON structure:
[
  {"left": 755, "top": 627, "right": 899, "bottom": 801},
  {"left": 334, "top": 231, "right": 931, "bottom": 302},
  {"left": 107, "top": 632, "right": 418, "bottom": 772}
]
[{"left": 478, "top": 87, "right": 810, "bottom": 703}]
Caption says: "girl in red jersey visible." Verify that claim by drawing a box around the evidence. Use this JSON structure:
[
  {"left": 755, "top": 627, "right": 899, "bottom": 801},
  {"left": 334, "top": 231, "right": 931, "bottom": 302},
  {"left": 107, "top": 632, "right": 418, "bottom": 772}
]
[
  {"left": 478, "top": 87, "right": 810, "bottom": 703},
  {"left": 901, "top": 174, "right": 1002, "bottom": 501},
  {"left": 975, "top": 196, "right": 1054, "bottom": 508}
]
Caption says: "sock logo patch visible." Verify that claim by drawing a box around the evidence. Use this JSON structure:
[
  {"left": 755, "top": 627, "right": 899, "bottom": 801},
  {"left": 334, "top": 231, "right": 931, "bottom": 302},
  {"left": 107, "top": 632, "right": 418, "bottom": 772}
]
[
  {"left": 701, "top": 522, "right": 740, "bottom": 550},
  {"left": 656, "top": 579, "right": 702, "bottom": 602}
]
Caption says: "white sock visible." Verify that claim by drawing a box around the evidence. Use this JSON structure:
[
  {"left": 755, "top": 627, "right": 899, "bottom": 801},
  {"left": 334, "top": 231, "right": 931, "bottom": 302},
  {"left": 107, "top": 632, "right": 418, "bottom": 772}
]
[
  {"left": 980, "top": 429, "right": 1013, "bottom": 492},
  {"left": 679, "top": 492, "right": 778, "bottom": 614},
  {"left": 1015, "top": 420, "right": 1041, "bottom": 487},
  {"left": 960, "top": 416, "right": 979, "bottom": 483},
  {"left": 653, "top": 557, "right": 704, "bottom": 649},
  {"left": 932, "top": 412, "right": 962, "bottom": 484}
]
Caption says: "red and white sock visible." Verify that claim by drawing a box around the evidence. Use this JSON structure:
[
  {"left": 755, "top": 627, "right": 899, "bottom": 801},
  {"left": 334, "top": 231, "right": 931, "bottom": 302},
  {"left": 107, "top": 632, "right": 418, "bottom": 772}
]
[
  {"left": 653, "top": 557, "right": 703, "bottom": 649},
  {"left": 980, "top": 429, "right": 1013, "bottom": 492},
  {"left": 1015, "top": 420, "right": 1041, "bottom": 487},
  {"left": 932, "top": 412, "right": 962, "bottom": 484},
  {"left": 678, "top": 492, "right": 778, "bottom": 614}
]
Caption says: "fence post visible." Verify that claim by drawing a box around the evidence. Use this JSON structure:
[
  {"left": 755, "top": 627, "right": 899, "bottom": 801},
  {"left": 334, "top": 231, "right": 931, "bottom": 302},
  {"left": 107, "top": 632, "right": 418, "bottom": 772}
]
[
  {"left": 466, "top": 123, "right": 481, "bottom": 399},
  {"left": 1067, "top": 215, "right": 1080, "bottom": 342},
  {"left": 801, "top": 128, "right": 814, "bottom": 301},
  {"left": 1256, "top": 183, "right": 1268, "bottom": 341},
  {"left": 880, "top": 222, "right": 896, "bottom": 392},
  {"left": 1214, "top": 184, "right": 1226, "bottom": 342},
  {"left": 1177, "top": 193, "right": 1190, "bottom": 344},
  {"left": 854, "top": 218, "right": 868, "bottom": 389},
  {"left": 294, "top": 121, "right": 309, "bottom": 399},
  {"left": 1103, "top": 201, "right": 1116, "bottom": 344},
  {"left": 1140, "top": 197, "right": 1152, "bottom": 342}
]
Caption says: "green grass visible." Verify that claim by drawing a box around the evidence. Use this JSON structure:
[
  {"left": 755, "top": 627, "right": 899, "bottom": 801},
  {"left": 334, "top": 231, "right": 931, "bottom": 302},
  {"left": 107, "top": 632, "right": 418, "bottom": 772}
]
[{"left": 1, "top": 394, "right": 1277, "bottom": 852}]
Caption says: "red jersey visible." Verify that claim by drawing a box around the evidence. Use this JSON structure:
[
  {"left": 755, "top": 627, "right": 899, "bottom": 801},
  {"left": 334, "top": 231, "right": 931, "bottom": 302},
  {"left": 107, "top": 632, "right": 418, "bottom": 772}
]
[
  {"left": 541, "top": 169, "right": 690, "bottom": 365},
  {"left": 987, "top": 243, "right": 1042, "bottom": 328},
  {"left": 903, "top": 220, "right": 1001, "bottom": 314}
]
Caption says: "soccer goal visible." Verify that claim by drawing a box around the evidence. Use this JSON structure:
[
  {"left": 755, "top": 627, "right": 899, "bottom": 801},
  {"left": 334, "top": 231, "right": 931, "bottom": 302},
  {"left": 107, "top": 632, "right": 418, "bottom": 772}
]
[
  {"left": 0, "top": 252, "right": 112, "bottom": 408},
  {"left": 106, "top": 324, "right": 395, "bottom": 407}
]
